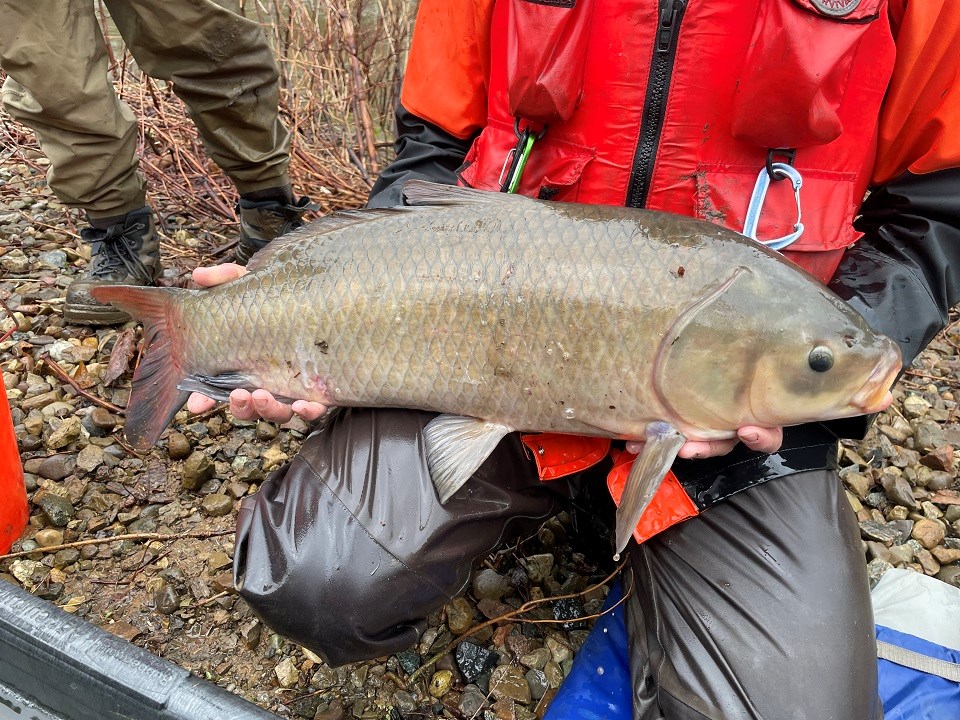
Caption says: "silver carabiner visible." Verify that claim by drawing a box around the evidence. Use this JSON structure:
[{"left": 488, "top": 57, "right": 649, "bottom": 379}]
[{"left": 743, "top": 162, "right": 804, "bottom": 251}]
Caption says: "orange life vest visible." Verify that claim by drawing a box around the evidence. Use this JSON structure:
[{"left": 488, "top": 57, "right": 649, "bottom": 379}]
[
  {"left": 458, "top": 0, "right": 896, "bottom": 284},
  {"left": 470, "top": 0, "right": 897, "bottom": 542}
]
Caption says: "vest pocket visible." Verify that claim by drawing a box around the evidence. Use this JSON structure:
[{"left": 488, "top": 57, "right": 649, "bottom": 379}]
[
  {"left": 458, "top": 120, "right": 595, "bottom": 202},
  {"left": 693, "top": 164, "right": 859, "bottom": 253},
  {"left": 729, "top": 0, "right": 886, "bottom": 149}
]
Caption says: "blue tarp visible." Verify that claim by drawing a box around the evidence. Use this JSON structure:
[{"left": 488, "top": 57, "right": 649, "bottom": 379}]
[
  {"left": 546, "top": 583, "right": 960, "bottom": 719},
  {"left": 544, "top": 582, "right": 631, "bottom": 720},
  {"left": 877, "top": 625, "right": 960, "bottom": 720}
]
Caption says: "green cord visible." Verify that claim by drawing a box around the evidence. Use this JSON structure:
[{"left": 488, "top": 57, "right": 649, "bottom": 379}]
[{"left": 507, "top": 133, "right": 537, "bottom": 194}]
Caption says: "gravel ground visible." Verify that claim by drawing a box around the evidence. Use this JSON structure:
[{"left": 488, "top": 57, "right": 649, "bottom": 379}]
[{"left": 1, "top": 157, "right": 959, "bottom": 720}]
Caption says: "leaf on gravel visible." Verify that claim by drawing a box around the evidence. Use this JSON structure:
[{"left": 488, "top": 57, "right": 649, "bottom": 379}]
[
  {"left": 60, "top": 595, "right": 87, "bottom": 613},
  {"left": 70, "top": 360, "right": 97, "bottom": 389},
  {"left": 930, "top": 490, "right": 960, "bottom": 506},
  {"left": 104, "top": 328, "right": 136, "bottom": 386}
]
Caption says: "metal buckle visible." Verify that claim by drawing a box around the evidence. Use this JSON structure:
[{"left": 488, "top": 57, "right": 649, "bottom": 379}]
[
  {"left": 743, "top": 162, "right": 804, "bottom": 251},
  {"left": 499, "top": 119, "right": 546, "bottom": 193}
]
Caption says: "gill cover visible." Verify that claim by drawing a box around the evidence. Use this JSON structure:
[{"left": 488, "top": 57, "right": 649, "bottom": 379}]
[{"left": 654, "top": 268, "right": 765, "bottom": 431}]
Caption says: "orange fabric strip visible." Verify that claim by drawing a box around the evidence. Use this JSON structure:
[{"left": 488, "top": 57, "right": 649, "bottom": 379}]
[
  {"left": 521, "top": 433, "right": 611, "bottom": 480},
  {"left": 606, "top": 450, "right": 699, "bottom": 545}
]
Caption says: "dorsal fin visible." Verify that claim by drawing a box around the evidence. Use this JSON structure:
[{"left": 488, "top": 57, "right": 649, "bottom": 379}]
[
  {"left": 402, "top": 180, "right": 524, "bottom": 207},
  {"left": 246, "top": 207, "right": 412, "bottom": 272}
]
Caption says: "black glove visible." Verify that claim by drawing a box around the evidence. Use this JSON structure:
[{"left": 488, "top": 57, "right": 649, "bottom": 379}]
[
  {"left": 367, "top": 104, "right": 477, "bottom": 208},
  {"left": 829, "top": 168, "right": 960, "bottom": 369}
]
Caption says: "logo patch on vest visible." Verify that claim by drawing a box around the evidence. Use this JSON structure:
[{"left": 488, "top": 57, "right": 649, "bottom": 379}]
[{"left": 810, "top": 0, "right": 863, "bottom": 16}]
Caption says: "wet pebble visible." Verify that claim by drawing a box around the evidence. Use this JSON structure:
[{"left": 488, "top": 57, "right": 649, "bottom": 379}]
[
  {"left": 525, "top": 668, "right": 548, "bottom": 701},
  {"left": 182, "top": 451, "right": 214, "bottom": 490},
  {"left": 551, "top": 598, "right": 585, "bottom": 630},
  {"left": 37, "top": 454, "right": 76, "bottom": 481},
  {"left": 545, "top": 634, "right": 573, "bottom": 664},
  {"left": 396, "top": 650, "right": 421, "bottom": 676},
  {"left": 473, "top": 568, "right": 509, "bottom": 600},
  {"left": 456, "top": 640, "right": 499, "bottom": 684},
  {"left": 445, "top": 596, "right": 475, "bottom": 635},
  {"left": 166, "top": 432, "right": 191, "bottom": 460},
  {"left": 911, "top": 518, "right": 946, "bottom": 549},
  {"left": 458, "top": 685, "right": 488, "bottom": 718},
  {"left": 490, "top": 665, "right": 531, "bottom": 704},
  {"left": 392, "top": 690, "right": 417, "bottom": 715},
  {"left": 35, "top": 493, "right": 75, "bottom": 527},
  {"left": 154, "top": 584, "right": 181, "bottom": 615},
  {"left": 428, "top": 669, "right": 453, "bottom": 698}
]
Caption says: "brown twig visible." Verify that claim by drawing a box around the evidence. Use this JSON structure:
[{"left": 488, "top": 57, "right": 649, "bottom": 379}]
[
  {"left": 406, "top": 561, "right": 630, "bottom": 687},
  {"left": 903, "top": 368, "right": 960, "bottom": 388},
  {"left": 195, "top": 590, "right": 232, "bottom": 607},
  {"left": 0, "top": 299, "right": 17, "bottom": 344},
  {"left": 0, "top": 529, "right": 234, "bottom": 561},
  {"left": 40, "top": 354, "right": 126, "bottom": 414}
]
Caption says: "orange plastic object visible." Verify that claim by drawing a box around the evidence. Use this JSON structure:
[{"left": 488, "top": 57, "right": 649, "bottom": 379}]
[
  {"left": 521, "top": 433, "right": 611, "bottom": 480},
  {"left": 607, "top": 449, "right": 699, "bottom": 544},
  {"left": 0, "top": 387, "right": 28, "bottom": 553}
]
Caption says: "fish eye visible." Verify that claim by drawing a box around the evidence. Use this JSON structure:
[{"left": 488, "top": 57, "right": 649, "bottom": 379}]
[{"left": 808, "top": 346, "right": 834, "bottom": 373}]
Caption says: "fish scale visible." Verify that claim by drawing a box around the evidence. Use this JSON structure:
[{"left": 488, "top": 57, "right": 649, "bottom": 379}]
[{"left": 92, "top": 181, "right": 900, "bottom": 554}]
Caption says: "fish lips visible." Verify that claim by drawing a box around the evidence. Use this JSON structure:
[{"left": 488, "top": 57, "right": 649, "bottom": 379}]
[{"left": 851, "top": 344, "right": 902, "bottom": 414}]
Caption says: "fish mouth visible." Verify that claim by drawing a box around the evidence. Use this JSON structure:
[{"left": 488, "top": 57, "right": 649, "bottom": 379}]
[{"left": 851, "top": 344, "right": 902, "bottom": 414}]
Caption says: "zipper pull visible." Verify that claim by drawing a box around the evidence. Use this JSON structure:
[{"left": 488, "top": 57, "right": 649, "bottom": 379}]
[{"left": 657, "top": 0, "right": 680, "bottom": 53}]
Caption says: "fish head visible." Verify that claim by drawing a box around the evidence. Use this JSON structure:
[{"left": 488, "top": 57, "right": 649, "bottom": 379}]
[{"left": 654, "top": 266, "right": 902, "bottom": 433}]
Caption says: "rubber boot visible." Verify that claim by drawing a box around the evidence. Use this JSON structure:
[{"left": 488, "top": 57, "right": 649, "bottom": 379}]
[
  {"left": 64, "top": 206, "right": 162, "bottom": 325},
  {"left": 235, "top": 195, "right": 316, "bottom": 265}
]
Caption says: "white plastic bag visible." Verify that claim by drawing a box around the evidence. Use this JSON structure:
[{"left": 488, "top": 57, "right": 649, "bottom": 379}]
[{"left": 872, "top": 568, "right": 960, "bottom": 652}]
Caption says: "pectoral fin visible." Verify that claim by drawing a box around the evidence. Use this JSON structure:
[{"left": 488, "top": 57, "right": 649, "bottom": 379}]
[
  {"left": 177, "top": 372, "right": 259, "bottom": 402},
  {"left": 424, "top": 415, "right": 513, "bottom": 503},
  {"left": 614, "top": 422, "right": 686, "bottom": 558}
]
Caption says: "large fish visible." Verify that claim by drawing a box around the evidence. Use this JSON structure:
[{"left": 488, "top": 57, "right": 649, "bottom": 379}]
[{"left": 93, "top": 182, "right": 901, "bottom": 556}]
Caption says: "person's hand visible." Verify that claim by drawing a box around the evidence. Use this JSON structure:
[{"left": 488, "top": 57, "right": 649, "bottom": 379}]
[
  {"left": 184, "top": 264, "right": 328, "bottom": 423},
  {"left": 625, "top": 426, "right": 783, "bottom": 459}
]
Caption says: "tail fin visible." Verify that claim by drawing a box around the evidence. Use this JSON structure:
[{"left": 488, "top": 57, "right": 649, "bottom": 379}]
[{"left": 90, "top": 286, "right": 190, "bottom": 450}]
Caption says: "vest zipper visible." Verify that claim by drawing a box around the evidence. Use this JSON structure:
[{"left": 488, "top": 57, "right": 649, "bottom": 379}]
[{"left": 626, "top": 0, "right": 687, "bottom": 208}]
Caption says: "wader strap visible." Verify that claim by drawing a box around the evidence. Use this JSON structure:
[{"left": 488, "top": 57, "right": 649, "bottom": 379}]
[{"left": 877, "top": 641, "right": 960, "bottom": 682}]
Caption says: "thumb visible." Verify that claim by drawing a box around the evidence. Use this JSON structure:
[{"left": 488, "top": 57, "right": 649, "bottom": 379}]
[{"left": 192, "top": 263, "right": 247, "bottom": 288}]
